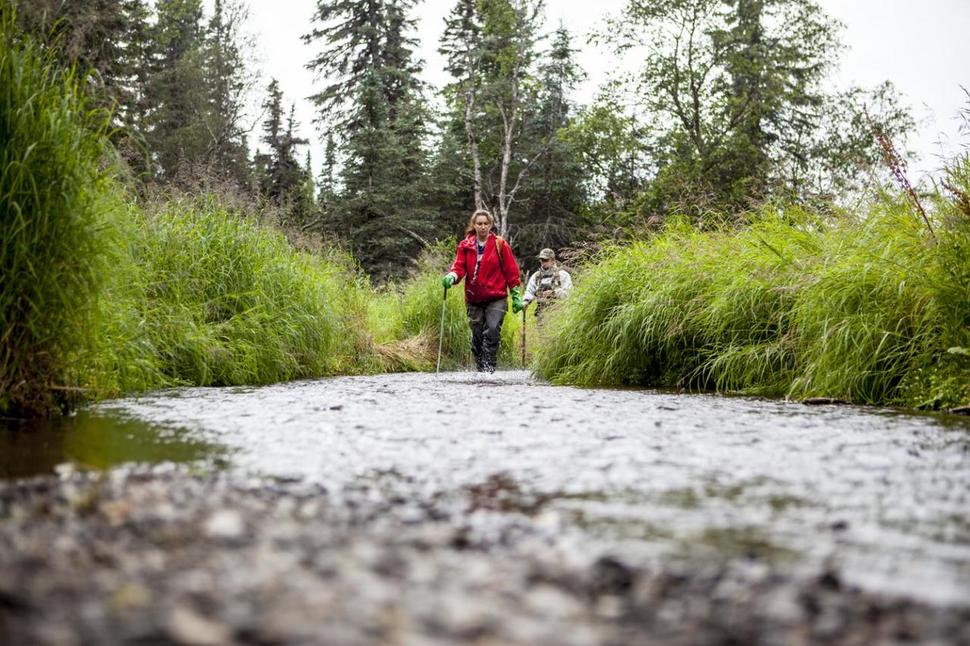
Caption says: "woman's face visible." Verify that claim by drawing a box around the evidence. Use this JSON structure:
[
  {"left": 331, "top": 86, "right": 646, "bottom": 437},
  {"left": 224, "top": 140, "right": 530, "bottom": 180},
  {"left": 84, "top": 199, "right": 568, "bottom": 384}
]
[{"left": 473, "top": 215, "right": 491, "bottom": 238}]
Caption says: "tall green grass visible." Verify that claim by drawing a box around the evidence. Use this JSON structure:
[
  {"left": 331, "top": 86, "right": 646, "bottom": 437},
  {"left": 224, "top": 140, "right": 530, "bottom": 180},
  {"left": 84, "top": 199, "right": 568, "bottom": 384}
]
[
  {"left": 0, "top": 12, "right": 117, "bottom": 415},
  {"left": 83, "top": 195, "right": 371, "bottom": 393},
  {"left": 535, "top": 178, "right": 970, "bottom": 409}
]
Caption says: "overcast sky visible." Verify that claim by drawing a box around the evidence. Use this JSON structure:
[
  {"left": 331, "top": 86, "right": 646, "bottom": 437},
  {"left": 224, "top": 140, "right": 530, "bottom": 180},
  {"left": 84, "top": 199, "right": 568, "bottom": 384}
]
[{"left": 237, "top": 0, "right": 969, "bottom": 182}]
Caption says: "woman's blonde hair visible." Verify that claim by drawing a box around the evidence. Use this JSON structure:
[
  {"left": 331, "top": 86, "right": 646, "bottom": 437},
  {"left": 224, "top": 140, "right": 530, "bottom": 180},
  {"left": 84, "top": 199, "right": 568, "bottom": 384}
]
[{"left": 465, "top": 209, "right": 493, "bottom": 235}]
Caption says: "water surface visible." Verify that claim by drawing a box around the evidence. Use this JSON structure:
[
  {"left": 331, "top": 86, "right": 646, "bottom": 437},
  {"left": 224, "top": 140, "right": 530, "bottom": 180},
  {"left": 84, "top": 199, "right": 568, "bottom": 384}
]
[{"left": 2, "top": 370, "right": 968, "bottom": 605}]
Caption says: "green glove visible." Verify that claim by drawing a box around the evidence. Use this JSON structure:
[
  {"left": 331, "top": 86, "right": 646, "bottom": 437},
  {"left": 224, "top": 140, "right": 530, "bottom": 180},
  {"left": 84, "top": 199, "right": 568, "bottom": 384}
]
[
  {"left": 510, "top": 286, "right": 524, "bottom": 314},
  {"left": 442, "top": 273, "right": 456, "bottom": 290}
]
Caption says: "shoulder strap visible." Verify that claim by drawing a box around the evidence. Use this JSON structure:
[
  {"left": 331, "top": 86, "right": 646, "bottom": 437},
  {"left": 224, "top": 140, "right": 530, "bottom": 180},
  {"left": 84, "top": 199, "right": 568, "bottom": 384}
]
[{"left": 495, "top": 236, "right": 506, "bottom": 272}]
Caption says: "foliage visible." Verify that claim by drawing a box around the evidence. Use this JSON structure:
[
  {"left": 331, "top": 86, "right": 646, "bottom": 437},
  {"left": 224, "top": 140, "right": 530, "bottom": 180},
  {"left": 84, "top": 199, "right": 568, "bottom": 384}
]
[
  {"left": 116, "top": 196, "right": 365, "bottom": 387},
  {"left": 600, "top": 0, "right": 914, "bottom": 219},
  {"left": 14, "top": 0, "right": 256, "bottom": 188},
  {"left": 0, "top": 10, "right": 117, "bottom": 415},
  {"left": 197, "top": 0, "right": 255, "bottom": 187},
  {"left": 535, "top": 174, "right": 970, "bottom": 409},
  {"left": 559, "top": 87, "right": 654, "bottom": 221},
  {"left": 304, "top": 0, "right": 434, "bottom": 278},
  {"left": 254, "top": 79, "right": 313, "bottom": 224},
  {"left": 144, "top": 0, "right": 252, "bottom": 187},
  {"left": 511, "top": 25, "right": 590, "bottom": 259},
  {"left": 11, "top": 0, "right": 145, "bottom": 110}
]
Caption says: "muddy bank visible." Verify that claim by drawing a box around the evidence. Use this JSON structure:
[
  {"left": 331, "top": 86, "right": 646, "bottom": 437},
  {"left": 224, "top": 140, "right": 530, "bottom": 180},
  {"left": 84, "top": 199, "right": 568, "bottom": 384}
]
[{"left": 2, "top": 466, "right": 968, "bottom": 646}]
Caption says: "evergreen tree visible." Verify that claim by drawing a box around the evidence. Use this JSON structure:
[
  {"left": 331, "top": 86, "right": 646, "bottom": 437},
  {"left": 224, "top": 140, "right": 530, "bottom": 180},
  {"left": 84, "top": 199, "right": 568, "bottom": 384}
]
[
  {"left": 515, "top": 24, "right": 588, "bottom": 258},
  {"left": 304, "top": 0, "right": 433, "bottom": 278},
  {"left": 136, "top": 0, "right": 254, "bottom": 187},
  {"left": 202, "top": 0, "right": 253, "bottom": 188},
  {"left": 143, "top": 0, "right": 208, "bottom": 181},
  {"left": 114, "top": 0, "right": 155, "bottom": 176},
  {"left": 11, "top": 0, "right": 156, "bottom": 174},
  {"left": 258, "top": 79, "right": 311, "bottom": 221},
  {"left": 317, "top": 133, "right": 339, "bottom": 205},
  {"left": 13, "top": 0, "right": 133, "bottom": 103}
]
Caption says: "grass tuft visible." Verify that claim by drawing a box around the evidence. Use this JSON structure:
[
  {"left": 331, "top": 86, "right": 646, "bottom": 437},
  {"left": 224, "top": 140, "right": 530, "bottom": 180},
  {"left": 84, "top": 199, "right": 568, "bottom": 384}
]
[
  {"left": 0, "top": 12, "right": 117, "bottom": 415},
  {"left": 535, "top": 181, "right": 970, "bottom": 409}
]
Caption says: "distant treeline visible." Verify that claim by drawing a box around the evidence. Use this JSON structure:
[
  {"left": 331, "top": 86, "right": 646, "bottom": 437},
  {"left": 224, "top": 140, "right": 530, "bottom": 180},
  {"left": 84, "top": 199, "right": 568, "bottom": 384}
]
[{"left": 9, "top": 0, "right": 912, "bottom": 279}]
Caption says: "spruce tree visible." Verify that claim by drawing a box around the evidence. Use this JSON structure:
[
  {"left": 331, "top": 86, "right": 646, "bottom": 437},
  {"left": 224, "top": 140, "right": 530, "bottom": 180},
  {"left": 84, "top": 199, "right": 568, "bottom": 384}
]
[
  {"left": 304, "top": 0, "right": 433, "bottom": 278},
  {"left": 13, "top": 0, "right": 132, "bottom": 103},
  {"left": 12, "top": 0, "right": 155, "bottom": 173},
  {"left": 143, "top": 0, "right": 208, "bottom": 182},
  {"left": 114, "top": 0, "right": 155, "bottom": 176},
  {"left": 515, "top": 25, "right": 588, "bottom": 258},
  {"left": 258, "top": 79, "right": 311, "bottom": 221},
  {"left": 202, "top": 0, "right": 252, "bottom": 188}
]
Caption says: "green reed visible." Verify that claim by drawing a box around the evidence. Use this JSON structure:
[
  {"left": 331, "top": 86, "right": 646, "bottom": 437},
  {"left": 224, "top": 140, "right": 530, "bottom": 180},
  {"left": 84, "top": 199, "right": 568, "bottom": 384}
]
[
  {"left": 115, "top": 195, "right": 364, "bottom": 388},
  {"left": 0, "top": 12, "right": 117, "bottom": 415},
  {"left": 535, "top": 176, "right": 970, "bottom": 409}
]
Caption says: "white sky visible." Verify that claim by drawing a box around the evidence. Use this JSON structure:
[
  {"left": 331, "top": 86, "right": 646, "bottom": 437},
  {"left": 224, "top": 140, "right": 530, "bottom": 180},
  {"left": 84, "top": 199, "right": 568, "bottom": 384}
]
[{"left": 237, "top": 0, "right": 970, "bottom": 182}]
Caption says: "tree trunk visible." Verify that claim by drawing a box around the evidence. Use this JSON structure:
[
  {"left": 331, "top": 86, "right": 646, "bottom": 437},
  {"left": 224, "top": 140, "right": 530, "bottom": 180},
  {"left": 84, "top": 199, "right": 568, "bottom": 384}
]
[{"left": 463, "top": 82, "right": 483, "bottom": 211}]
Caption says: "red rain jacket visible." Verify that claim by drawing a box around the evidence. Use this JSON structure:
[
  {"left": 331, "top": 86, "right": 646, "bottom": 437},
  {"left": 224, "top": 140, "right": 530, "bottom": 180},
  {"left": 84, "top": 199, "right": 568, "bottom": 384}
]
[{"left": 449, "top": 232, "right": 521, "bottom": 303}]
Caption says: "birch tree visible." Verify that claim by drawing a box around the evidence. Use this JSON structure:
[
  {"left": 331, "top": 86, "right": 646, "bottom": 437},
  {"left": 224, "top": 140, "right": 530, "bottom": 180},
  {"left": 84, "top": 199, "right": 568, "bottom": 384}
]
[{"left": 439, "top": 0, "right": 544, "bottom": 239}]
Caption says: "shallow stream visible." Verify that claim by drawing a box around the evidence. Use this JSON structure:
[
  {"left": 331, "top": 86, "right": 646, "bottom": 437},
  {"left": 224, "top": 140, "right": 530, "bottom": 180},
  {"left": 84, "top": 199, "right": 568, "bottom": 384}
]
[{"left": 3, "top": 370, "right": 969, "bottom": 606}]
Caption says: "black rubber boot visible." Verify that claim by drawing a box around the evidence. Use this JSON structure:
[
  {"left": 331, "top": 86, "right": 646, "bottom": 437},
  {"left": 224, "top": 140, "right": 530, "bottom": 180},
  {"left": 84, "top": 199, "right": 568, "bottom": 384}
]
[{"left": 482, "top": 345, "right": 497, "bottom": 373}]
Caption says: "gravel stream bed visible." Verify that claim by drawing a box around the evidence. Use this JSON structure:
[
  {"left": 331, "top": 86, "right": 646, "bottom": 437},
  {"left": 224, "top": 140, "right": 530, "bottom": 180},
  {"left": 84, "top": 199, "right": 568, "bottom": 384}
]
[
  {"left": 1, "top": 370, "right": 969, "bottom": 644},
  {"left": 2, "top": 466, "right": 968, "bottom": 646}
]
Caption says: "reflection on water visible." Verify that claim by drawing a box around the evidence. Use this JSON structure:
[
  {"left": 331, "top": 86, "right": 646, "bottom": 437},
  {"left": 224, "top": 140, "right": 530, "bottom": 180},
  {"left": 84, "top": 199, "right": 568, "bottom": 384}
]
[{"left": 0, "top": 410, "right": 225, "bottom": 479}]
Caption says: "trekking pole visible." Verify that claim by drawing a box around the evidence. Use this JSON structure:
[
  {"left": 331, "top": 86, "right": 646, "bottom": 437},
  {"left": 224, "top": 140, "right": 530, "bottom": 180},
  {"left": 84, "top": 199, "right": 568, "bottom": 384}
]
[
  {"left": 520, "top": 270, "right": 527, "bottom": 366},
  {"left": 436, "top": 285, "right": 447, "bottom": 374}
]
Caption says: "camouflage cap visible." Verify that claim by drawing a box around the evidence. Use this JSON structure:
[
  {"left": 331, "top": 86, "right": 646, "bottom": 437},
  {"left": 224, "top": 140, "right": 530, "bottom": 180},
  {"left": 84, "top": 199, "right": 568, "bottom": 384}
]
[{"left": 538, "top": 248, "right": 556, "bottom": 260}]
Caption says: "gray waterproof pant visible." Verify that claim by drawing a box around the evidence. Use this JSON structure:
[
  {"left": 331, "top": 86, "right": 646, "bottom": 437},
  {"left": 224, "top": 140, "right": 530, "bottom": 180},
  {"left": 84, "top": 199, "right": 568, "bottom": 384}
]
[{"left": 466, "top": 297, "right": 506, "bottom": 372}]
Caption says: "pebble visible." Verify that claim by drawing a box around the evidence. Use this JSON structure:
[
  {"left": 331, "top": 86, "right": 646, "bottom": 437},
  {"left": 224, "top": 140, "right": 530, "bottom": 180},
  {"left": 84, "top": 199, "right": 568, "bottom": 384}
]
[
  {"left": 167, "top": 606, "right": 232, "bottom": 646},
  {"left": 0, "top": 467, "right": 967, "bottom": 645},
  {"left": 204, "top": 509, "right": 245, "bottom": 540}
]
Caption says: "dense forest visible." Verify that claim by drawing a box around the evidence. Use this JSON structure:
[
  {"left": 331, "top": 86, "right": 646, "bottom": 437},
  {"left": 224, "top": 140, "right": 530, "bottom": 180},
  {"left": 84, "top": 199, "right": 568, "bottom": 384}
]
[
  {"left": 2, "top": 0, "right": 967, "bottom": 417},
  {"left": 10, "top": 0, "right": 911, "bottom": 275}
]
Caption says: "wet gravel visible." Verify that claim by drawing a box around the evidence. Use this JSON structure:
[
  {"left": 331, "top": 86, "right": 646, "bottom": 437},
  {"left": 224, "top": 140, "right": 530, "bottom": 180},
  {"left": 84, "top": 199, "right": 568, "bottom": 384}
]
[
  {"left": 2, "top": 370, "right": 969, "bottom": 644},
  {"left": 2, "top": 466, "right": 969, "bottom": 645}
]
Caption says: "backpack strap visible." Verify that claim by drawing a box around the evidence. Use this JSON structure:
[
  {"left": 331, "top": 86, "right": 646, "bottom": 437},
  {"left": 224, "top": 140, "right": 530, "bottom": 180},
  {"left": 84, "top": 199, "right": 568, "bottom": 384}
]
[
  {"left": 495, "top": 235, "right": 506, "bottom": 274},
  {"left": 497, "top": 235, "right": 524, "bottom": 292}
]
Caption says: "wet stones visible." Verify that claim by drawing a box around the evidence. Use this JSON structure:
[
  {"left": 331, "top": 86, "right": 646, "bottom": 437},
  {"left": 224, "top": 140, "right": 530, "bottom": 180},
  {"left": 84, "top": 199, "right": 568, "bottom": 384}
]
[
  {"left": 1, "top": 466, "right": 969, "bottom": 645},
  {"left": 801, "top": 397, "right": 851, "bottom": 406}
]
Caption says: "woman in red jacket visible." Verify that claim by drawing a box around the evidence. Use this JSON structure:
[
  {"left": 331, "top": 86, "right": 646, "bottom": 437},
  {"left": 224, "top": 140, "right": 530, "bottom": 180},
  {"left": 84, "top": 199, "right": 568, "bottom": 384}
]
[{"left": 442, "top": 209, "right": 524, "bottom": 372}]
